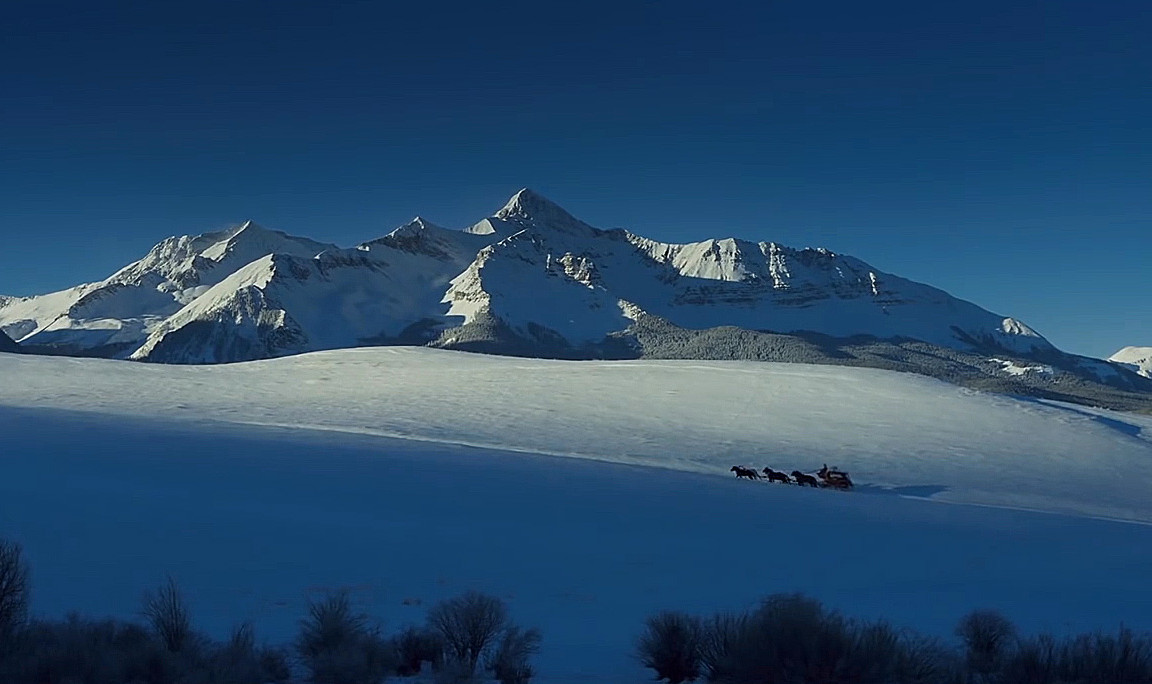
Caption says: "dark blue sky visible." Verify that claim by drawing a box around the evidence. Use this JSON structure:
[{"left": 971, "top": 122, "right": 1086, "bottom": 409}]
[{"left": 2, "top": 0, "right": 1148, "bottom": 357}]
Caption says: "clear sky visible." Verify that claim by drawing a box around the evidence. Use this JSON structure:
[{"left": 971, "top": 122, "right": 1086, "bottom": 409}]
[{"left": 1, "top": 0, "right": 1148, "bottom": 358}]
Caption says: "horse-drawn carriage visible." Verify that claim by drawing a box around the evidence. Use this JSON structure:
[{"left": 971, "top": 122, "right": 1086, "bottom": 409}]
[
  {"left": 817, "top": 464, "right": 853, "bottom": 490},
  {"left": 731, "top": 463, "right": 854, "bottom": 490}
]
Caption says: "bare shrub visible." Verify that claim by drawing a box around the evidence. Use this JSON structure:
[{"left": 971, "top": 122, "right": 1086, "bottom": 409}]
[
  {"left": 296, "top": 591, "right": 392, "bottom": 684},
  {"left": 392, "top": 625, "right": 444, "bottom": 676},
  {"left": 955, "top": 609, "right": 1015, "bottom": 677},
  {"left": 142, "top": 575, "right": 191, "bottom": 653},
  {"left": 699, "top": 612, "right": 747, "bottom": 680},
  {"left": 998, "top": 633, "right": 1060, "bottom": 684},
  {"left": 843, "top": 621, "right": 905, "bottom": 682},
  {"left": 0, "top": 615, "right": 175, "bottom": 684},
  {"left": 0, "top": 612, "right": 295, "bottom": 684},
  {"left": 695, "top": 594, "right": 955, "bottom": 684},
  {"left": 433, "top": 657, "right": 475, "bottom": 684},
  {"left": 718, "top": 594, "right": 853, "bottom": 683},
  {"left": 1059, "top": 627, "right": 1152, "bottom": 684},
  {"left": 0, "top": 539, "right": 30, "bottom": 642},
  {"left": 894, "top": 634, "right": 961, "bottom": 684},
  {"left": 487, "top": 625, "right": 542, "bottom": 684},
  {"left": 637, "top": 611, "right": 703, "bottom": 684},
  {"left": 427, "top": 591, "right": 509, "bottom": 675},
  {"left": 201, "top": 621, "right": 291, "bottom": 684}
]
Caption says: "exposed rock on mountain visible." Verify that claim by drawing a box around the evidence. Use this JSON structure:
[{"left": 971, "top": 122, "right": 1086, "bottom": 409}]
[{"left": 1, "top": 189, "right": 1147, "bottom": 409}]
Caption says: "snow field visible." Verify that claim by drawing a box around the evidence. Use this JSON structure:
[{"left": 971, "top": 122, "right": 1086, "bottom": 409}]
[{"left": 2, "top": 349, "right": 1152, "bottom": 681}]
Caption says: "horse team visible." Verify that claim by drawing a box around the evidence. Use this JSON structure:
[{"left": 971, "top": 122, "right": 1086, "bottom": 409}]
[{"left": 730, "top": 463, "right": 853, "bottom": 490}]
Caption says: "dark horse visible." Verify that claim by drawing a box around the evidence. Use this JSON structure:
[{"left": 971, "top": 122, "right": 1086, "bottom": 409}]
[
  {"left": 791, "top": 470, "right": 821, "bottom": 487},
  {"left": 761, "top": 467, "right": 792, "bottom": 484},
  {"left": 731, "top": 465, "right": 762, "bottom": 480}
]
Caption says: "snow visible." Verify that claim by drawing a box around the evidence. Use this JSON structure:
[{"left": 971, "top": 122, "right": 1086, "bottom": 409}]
[
  {"left": 2, "top": 349, "right": 1152, "bottom": 681},
  {"left": 1112, "top": 346, "right": 1152, "bottom": 378},
  {"left": 989, "top": 357, "right": 1054, "bottom": 377},
  {"left": 0, "top": 221, "right": 337, "bottom": 355},
  {"left": 133, "top": 222, "right": 498, "bottom": 363},
  {"left": 3, "top": 348, "right": 1150, "bottom": 521},
  {"left": 0, "top": 190, "right": 1060, "bottom": 363}
]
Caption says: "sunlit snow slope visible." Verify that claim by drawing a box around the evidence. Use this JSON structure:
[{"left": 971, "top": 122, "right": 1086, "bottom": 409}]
[{"left": 2, "top": 348, "right": 1149, "bottom": 522}]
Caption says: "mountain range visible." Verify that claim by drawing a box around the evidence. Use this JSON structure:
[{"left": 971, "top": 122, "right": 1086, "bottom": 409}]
[{"left": 1, "top": 189, "right": 1148, "bottom": 410}]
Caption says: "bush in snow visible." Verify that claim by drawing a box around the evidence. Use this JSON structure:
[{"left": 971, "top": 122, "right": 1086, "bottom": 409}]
[
  {"left": 433, "top": 656, "right": 476, "bottom": 684},
  {"left": 998, "top": 628, "right": 1152, "bottom": 684},
  {"left": 0, "top": 613, "right": 289, "bottom": 684},
  {"left": 955, "top": 609, "right": 1015, "bottom": 678},
  {"left": 0, "top": 615, "right": 173, "bottom": 684},
  {"left": 142, "top": 575, "right": 192, "bottom": 653},
  {"left": 997, "top": 633, "right": 1060, "bottom": 684},
  {"left": 1057, "top": 627, "right": 1152, "bottom": 683},
  {"left": 296, "top": 591, "right": 393, "bottom": 684},
  {"left": 203, "top": 621, "right": 292, "bottom": 684},
  {"left": 427, "top": 591, "right": 509, "bottom": 676},
  {"left": 649, "top": 594, "right": 960, "bottom": 684},
  {"left": 844, "top": 621, "right": 957, "bottom": 684},
  {"left": 697, "top": 612, "right": 748, "bottom": 681},
  {"left": 715, "top": 594, "right": 853, "bottom": 683},
  {"left": 637, "top": 611, "right": 703, "bottom": 684},
  {"left": 487, "top": 624, "right": 542, "bottom": 684},
  {"left": 0, "top": 538, "right": 30, "bottom": 646},
  {"left": 391, "top": 624, "right": 445, "bottom": 676}
]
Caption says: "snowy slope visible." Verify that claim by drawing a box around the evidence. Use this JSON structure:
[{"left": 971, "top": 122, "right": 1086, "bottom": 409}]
[
  {"left": 1112, "top": 346, "right": 1152, "bottom": 378},
  {"left": 2, "top": 350, "right": 1152, "bottom": 682},
  {"left": 2, "top": 347, "right": 1149, "bottom": 522}
]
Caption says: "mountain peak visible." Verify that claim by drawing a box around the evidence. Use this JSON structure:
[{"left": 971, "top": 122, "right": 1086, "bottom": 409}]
[
  {"left": 489, "top": 188, "right": 603, "bottom": 240},
  {"left": 378, "top": 216, "right": 447, "bottom": 241},
  {"left": 496, "top": 188, "right": 570, "bottom": 221},
  {"left": 227, "top": 219, "right": 265, "bottom": 237},
  {"left": 405, "top": 216, "right": 440, "bottom": 230}
]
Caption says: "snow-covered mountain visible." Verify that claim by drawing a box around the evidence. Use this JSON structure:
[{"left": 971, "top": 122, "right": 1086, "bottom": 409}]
[
  {"left": 1112, "top": 347, "right": 1152, "bottom": 379},
  {"left": 1, "top": 189, "right": 1147, "bottom": 405},
  {"left": 439, "top": 190, "right": 1054, "bottom": 357},
  {"left": 0, "top": 221, "right": 335, "bottom": 357},
  {"left": 129, "top": 217, "right": 496, "bottom": 363}
]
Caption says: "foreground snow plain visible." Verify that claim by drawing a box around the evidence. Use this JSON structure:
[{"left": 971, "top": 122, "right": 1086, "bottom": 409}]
[{"left": 2, "top": 347, "right": 1152, "bottom": 682}]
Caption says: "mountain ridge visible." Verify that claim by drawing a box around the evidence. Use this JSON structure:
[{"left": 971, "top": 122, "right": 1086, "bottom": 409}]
[{"left": 1, "top": 189, "right": 1148, "bottom": 409}]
